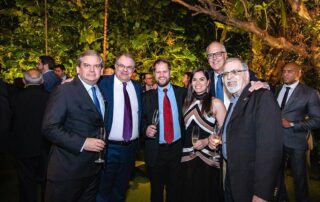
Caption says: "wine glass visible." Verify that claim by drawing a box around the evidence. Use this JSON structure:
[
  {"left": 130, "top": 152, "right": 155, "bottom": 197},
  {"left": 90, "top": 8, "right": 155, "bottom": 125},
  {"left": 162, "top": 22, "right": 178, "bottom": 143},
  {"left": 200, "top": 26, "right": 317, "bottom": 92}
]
[
  {"left": 211, "top": 123, "right": 221, "bottom": 160},
  {"left": 152, "top": 109, "right": 159, "bottom": 126},
  {"left": 191, "top": 126, "right": 199, "bottom": 155},
  {"left": 149, "top": 109, "right": 159, "bottom": 139},
  {"left": 95, "top": 126, "right": 106, "bottom": 163}
]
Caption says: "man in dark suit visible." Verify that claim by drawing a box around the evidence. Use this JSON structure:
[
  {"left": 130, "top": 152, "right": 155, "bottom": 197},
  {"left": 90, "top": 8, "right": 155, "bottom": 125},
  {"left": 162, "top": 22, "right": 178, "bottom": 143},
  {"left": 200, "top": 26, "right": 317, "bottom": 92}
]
[
  {"left": 42, "top": 50, "right": 106, "bottom": 202},
  {"left": 37, "top": 55, "right": 61, "bottom": 92},
  {"left": 11, "top": 69, "right": 49, "bottom": 202},
  {"left": 141, "top": 58, "right": 187, "bottom": 202},
  {"left": 275, "top": 62, "right": 320, "bottom": 202},
  {"left": 97, "top": 53, "right": 141, "bottom": 202},
  {"left": 221, "top": 58, "right": 283, "bottom": 202},
  {"left": 206, "top": 41, "right": 260, "bottom": 108}
]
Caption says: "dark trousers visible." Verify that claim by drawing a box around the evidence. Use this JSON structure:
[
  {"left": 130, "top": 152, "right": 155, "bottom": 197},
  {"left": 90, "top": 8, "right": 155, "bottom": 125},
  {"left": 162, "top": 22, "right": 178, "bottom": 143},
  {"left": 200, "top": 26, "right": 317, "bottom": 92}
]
[
  {"left": 96, "top": 141, "right": 138, "bottom": 202},
  {"left": 224, "top": 161, "right": 234, "bottom": 202},
  {"left": 147, "top": 141, "right": 181, "bottom": 202},
  {"left": 15, "top": 155, "right": 47, "bottom": 202},
  {"left": 277, "top": 146, "right": 309, "bottom": 202},
  {"left": 45, "top": 174, "right": 100, "bottom": 202}
]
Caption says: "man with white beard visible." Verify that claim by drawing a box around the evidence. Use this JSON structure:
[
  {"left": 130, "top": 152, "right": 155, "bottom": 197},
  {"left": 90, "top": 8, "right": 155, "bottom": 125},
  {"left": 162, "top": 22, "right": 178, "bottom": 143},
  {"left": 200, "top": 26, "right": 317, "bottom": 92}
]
[{"left": 217, "top": 58, "right": 283, "bottom": 202}]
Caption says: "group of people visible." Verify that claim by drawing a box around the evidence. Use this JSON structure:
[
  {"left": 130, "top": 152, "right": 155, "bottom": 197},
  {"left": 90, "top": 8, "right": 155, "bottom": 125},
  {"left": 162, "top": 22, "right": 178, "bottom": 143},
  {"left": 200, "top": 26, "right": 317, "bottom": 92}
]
[{"left": 0, "top": 40, "right": 319, "bottom": 202}]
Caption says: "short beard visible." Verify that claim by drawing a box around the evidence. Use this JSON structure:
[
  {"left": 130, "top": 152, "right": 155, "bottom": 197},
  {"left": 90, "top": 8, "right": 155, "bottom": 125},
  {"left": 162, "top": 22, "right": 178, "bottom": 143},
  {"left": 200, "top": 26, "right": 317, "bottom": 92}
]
[{"left": 157, "top": 79, "right": 170, "bottom": 87}]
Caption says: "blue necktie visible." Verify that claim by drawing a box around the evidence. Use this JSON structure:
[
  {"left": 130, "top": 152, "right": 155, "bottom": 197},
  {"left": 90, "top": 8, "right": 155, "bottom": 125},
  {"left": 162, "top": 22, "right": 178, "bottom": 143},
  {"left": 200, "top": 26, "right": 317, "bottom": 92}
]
[
  {"left": 91, "top": 86, "right": 102, "bottom": 116},
  {"left": 216, "top": 74, "right": 224, "bottom": 101},
  {"left": 123, "top": 82, "right": 132, "bottom": 141}
]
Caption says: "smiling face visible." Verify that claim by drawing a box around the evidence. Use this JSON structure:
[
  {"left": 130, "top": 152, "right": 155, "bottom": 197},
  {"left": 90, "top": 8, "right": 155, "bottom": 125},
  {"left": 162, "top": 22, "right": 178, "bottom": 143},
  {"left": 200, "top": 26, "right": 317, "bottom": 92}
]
[
  {"left": 154, "top": 62, "right": 171, "bottom": 88},
  {"left": 191, "top": 71, "right": 209, "bottom": 95},
  {"left": 207, "top": 42, "right": 227, "bottom": 74},
  {"left": 114, "top": 55, "right": 135, "bottom": 82},
  {"left": 223, "top": 59, "right": 249, "bottom": 95},
  {"left": 76, "top": 55, "right": 102, "bottom": 85}
]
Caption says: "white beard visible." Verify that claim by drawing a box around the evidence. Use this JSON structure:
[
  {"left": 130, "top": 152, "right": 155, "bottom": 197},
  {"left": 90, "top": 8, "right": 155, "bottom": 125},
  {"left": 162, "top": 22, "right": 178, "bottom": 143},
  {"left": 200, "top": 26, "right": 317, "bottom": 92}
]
[{"left": 225, "top": 82, "right": 241, "bottom": 94}]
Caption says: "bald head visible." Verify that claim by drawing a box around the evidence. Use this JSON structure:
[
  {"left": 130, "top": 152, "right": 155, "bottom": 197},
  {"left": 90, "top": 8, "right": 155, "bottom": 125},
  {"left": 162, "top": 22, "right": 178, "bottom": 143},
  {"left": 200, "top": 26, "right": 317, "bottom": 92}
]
[
  {"left": 23, "top": 69, "right": 43, "bottom": 85},
  {"left": 206, "top": 41, "right": 227, "bottom": 74},
  {"left": 282, "top": 62, "right": 302, "bottom": 85}
]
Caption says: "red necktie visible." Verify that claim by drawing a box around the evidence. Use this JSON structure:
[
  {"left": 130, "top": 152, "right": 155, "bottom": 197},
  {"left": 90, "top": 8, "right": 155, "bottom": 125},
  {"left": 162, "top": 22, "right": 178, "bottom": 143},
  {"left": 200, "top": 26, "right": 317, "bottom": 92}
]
[{"left": 163, "top": 88, "right": 174, "bottom": 144}]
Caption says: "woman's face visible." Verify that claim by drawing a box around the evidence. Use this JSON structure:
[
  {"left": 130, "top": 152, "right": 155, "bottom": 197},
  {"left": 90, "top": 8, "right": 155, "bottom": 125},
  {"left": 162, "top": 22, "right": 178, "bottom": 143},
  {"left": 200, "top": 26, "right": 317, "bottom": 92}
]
[{"left": 191, "top": 71, "right": 209, "bottom": 95}]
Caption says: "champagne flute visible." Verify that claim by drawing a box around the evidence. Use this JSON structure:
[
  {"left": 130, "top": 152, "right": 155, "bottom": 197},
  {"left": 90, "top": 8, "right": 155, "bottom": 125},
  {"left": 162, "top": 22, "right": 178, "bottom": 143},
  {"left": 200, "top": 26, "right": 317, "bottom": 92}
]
[
  {"left": 95, "top": 126, "right": 106, "bottom": 163},
  {"left": 191, "top": 126, "right": 199, "bottom": 155},
  {"left": 211, "top": 122, "right": 221, "bottom": 160},
  {"left": 149, "top": 109, "right": 159, "bottom": 139}
]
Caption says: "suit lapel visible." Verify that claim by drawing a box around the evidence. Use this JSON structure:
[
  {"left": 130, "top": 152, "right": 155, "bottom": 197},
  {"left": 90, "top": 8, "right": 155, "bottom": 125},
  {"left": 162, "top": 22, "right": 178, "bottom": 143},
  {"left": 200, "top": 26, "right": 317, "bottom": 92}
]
[{"left": 283, "top": 83, "right": 301, "bottom": 112}]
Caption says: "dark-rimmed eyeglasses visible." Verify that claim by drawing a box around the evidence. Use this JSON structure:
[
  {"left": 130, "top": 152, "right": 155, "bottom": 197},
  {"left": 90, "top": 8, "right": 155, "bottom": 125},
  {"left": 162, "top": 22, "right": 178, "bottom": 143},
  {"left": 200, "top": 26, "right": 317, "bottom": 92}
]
[
  {"left": 221, "top": 69, "right": 247, "bottom": 78},
  {"left": 116, "top": 63, "right": 135, "bottom": 72},
  {"left": 207, "top": 51, "right": 226, "bottom": 59}
]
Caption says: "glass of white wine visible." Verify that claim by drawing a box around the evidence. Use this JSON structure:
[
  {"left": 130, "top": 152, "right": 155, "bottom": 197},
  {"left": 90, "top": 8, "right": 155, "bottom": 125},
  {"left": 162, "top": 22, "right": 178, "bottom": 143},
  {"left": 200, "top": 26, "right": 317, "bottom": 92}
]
[
  {"left": 211, "top": 123, "right": 221, "bottom": 161},
  {"left": 95, "top": 127, "right": 106, "bottom": 164},
  {"left": 191, "top": 126, "right": 199, "bottom": 155}
]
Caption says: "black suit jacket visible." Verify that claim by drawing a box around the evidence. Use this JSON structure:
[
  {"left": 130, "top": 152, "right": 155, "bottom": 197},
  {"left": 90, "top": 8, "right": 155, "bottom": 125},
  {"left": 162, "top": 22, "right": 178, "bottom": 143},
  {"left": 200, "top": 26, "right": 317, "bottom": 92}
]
[
  {"left": 275, "top": 83, "right": 320, "bottom": 150},
  {"left": 225, "top": 84, "right": 283, "bottom": 202},
  {"left": 141, "top": 85, "right": 187, "bottom": 167},
  {"left": 42, "top": 76, "right": 107, "bottom": 180},
  {"left": 0, "top": 79, "right": 11, "bottom": 152},
  {"left": 12, "top": 85, "right": 49, "bottom": 157}
]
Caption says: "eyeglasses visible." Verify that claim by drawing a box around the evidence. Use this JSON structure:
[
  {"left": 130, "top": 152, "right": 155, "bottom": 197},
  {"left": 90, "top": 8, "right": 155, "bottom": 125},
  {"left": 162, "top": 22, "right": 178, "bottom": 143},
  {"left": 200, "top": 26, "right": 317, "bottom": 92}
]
[
  {"left": 221, "top": 69, "right": 247, "bottom": 78},
  {"left": 207, "top": 51, "right": 226, "bottom": 59},
  {"left": 82, "top": 63, "right": 102, "bottom": 69},
  {"left": 116, "top": 63, "right": 135, "bottom": 71}
]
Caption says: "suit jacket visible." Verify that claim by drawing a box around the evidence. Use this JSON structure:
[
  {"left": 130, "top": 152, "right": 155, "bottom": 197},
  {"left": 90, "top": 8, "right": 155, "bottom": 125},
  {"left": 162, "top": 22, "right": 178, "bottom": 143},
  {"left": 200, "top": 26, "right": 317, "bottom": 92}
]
[
  {"left": 0, "top": 79, "right": 11, "bottom": 151},
  {"left": 42, "top": 76, "right": 107, "bottom": 180},
  {"left": 98, "top": 75, "right": 142, "bottom": 136},
  {"left": 225, "top": 84, "right": 283, "bottom": 202},
  {"left": 275, "top": 83, "right": 320, "bottom": 150},
  {"left": 12, "top": 85, "right": 49, "bottom": 157},
  {"left": 43, "top": 70, "right": 61, "bottom": 92},
  {"left": 141, "top": 85, "right": 187, "bottom": 167}
]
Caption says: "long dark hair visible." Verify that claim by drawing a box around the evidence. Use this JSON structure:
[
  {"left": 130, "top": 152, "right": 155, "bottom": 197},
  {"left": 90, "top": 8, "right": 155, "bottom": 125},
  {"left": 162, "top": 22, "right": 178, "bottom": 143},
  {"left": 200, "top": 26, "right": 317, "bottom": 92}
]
[{"left": 183, "top": 68, "right": 212, "bottom": 116}]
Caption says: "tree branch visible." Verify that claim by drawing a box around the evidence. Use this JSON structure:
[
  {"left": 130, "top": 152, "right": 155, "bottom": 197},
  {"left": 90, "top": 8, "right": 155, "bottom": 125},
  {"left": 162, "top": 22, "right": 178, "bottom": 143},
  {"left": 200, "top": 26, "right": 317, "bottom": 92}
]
[{"left": 287, "top": 0, "right": 312, "bottom": 22}]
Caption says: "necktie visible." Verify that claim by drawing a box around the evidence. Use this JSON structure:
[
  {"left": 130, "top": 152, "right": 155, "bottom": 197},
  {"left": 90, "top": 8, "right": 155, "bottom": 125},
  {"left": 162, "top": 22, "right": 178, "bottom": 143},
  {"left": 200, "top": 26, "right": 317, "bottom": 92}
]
[
  {"left": 123, "top": 82, "right": 132, "bottom": 141},
  {"left": 91, "top": 86, "right": 102, "bottom": 116},
  {"left": 280, "top": 87, "right": 291, "bottom": 110},
  {"left": 163, "top": 89, "right": 174, "bottom": 144},
  {"left": 216, "top": 74, "right": 224, "bottom": 102}
]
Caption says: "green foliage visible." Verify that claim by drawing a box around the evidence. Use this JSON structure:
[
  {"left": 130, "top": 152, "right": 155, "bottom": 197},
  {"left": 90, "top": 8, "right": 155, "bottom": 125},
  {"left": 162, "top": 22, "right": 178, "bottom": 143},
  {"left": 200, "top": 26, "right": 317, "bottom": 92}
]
[{"left": 0, "top": 0, "right": 213, "bottom": 84}]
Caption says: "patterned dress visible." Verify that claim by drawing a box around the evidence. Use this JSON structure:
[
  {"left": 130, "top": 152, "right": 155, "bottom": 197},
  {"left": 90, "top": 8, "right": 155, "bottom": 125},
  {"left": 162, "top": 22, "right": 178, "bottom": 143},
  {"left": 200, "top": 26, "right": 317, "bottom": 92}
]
[{"left": 181, "top": 100, "right": 223, "bottom": 202}]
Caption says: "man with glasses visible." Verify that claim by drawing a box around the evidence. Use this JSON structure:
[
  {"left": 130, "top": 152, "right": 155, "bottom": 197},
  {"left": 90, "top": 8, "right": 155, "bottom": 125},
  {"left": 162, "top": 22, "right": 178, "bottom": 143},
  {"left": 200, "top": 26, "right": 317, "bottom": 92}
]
[
  {"left": 206, "top": 41, "right": 260, "bottom": 108},
  {"left": 215, "top": 58, "right": 283, "bottom": 202},
  {"left": 42, "top": 50, "right": 106, "bottom": 202},
  {"left": 97, "top": 53, "right": 142, "bottom": 202}
]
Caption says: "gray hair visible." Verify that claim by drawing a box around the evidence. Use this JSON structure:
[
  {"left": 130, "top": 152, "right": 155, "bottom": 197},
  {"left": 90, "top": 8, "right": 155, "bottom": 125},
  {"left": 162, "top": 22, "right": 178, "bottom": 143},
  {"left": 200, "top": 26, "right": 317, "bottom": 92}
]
[
  {"left": 23, "top": 69, "right": 43, "bottom": 85},
  {"left": 224, "top": 58, "right": 249, "bottom": 70},
  {"left": 76, "top": 50, "right": 104, "bottom": 67},
  {"left": 115, "top": 53, "right": 136, "bottom": 67},
  {"left": 206, "top": 41, "right": 227, "bottom": 53}
]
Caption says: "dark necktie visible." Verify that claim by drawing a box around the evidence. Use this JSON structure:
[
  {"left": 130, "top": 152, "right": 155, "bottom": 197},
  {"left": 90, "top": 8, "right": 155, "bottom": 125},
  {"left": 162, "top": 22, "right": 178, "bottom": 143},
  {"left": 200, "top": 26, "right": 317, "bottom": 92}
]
[
  {"left": 123, "top": 82, "right": 132, "bottom": 141},
  {"left": 280, "top": 87, "right": 291, "bottom": 110},
  {"left": 216, "top": 74, "right": 224, "bottom": 102},
  {"left": 91, "top": 86, "right": 102, "bottom": 116},
  {"left": 163, "top": 88, "right": 174, "bottom": 144}
]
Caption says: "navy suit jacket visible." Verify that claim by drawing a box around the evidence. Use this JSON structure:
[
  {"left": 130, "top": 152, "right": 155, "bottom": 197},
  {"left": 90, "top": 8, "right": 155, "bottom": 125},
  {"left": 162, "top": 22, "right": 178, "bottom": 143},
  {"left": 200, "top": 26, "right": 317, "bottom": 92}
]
[
  {"left": 98, "top": 75, "right": 142, "bottom": 137},
  {"left": 43, "top": 70, "right": 61, "bottom": 92}
]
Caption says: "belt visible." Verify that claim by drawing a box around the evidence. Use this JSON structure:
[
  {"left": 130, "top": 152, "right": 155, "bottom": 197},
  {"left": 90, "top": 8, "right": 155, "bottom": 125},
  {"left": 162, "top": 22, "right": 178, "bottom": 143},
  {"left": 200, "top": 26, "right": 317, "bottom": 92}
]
[
  {"left": 159, "top": 139, "right": 181, "bottom": 147},
  {"left": 108, "top": 139, "right": 138, "bottom": 146}
]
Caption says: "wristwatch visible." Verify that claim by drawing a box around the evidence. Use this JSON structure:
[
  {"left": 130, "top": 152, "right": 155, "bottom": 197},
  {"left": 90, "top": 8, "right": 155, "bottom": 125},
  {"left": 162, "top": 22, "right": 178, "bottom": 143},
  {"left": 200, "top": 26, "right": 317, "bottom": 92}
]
[{"left": 289, "top": 122, "right": 295, "bottom": 127}]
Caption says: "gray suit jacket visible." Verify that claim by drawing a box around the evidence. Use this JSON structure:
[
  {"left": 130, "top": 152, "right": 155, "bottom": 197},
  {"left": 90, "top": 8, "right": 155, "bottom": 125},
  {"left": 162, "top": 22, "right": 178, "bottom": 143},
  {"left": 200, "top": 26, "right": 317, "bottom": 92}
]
[{"left": 276, "top": 83, "right": 320, "bottom": 150}]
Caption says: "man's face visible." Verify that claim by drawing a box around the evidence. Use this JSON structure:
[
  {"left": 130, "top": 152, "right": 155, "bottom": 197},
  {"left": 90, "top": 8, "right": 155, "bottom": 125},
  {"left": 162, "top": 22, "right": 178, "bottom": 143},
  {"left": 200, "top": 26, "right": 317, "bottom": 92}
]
[
  {"left": 182, "top": 74, "right": 190, "bottom": 87},
  {"left": 144, "top": 74, "right": 153, "bottom": 86},
  {"left": 76, "top": 55, "right": 102, "bottom": 85},
  {"left": 207, "top": 43, "right": 227, "bottom": 74},
  {"left": 282, "top": 63, "right": 301, "bottom": 85},
  {"left": 37, "top": 60, "right": 44, "bottom": 72},
  {"left": 115, "top": 56, "right": 135, "bottom": 82},
  {"left": 223, "top": 60, "right": 249, "bottom": 95},
  {"left": 54, "top": 67, "right": 65, "bottom": 78},
  {"left": 154, "top": 62, "right": 170, "bottom": 87}
]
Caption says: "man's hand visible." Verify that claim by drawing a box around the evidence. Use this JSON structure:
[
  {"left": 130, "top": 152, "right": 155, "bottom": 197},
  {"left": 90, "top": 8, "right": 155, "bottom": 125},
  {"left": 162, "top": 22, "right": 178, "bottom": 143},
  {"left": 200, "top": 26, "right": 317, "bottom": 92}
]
[
  {"left": 252, "top": 195, "right": 267, "bottom": 202},
  {"left": 208, "top": 134, "right": 221, "bottom": 150},
  {"left": 249, "top": 81, "right": 270, "bottom": 92},
  {"left": 61, "top": 77, "right": 74, "bottom": 84},
  {"left": 282, "top": 118, "right": 293, "bottom": 128},
  {"left": 146, "top": 125, "right": 157, "bottom": 138},
  {"left": 83, "top": 138, "right": 105, "bottom": 152}
]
